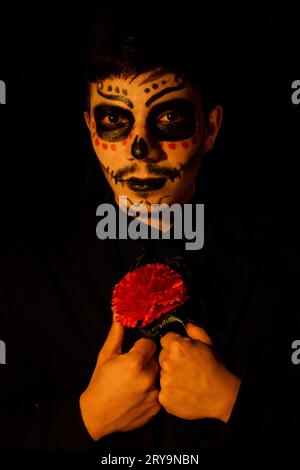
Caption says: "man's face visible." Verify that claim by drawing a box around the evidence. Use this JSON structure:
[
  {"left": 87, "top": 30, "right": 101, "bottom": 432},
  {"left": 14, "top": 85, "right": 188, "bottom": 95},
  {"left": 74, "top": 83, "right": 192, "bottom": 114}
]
[{"left": 85, "top": 71, "right": 222, "bottom": 207}]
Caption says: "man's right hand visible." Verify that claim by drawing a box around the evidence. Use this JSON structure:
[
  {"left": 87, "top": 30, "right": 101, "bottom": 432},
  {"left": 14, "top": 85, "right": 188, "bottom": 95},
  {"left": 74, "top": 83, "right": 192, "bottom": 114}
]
[{"left": 79, "top": 321, "right": 161, "bottom": 441}]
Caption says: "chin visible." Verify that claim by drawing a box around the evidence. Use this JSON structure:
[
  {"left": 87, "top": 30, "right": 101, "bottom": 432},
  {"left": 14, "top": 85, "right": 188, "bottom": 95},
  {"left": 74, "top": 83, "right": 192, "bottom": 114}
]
[
  {"left": 112, "top": 181, "right": 193, "bottom": 207},
  {"left": 124, "top": 194, "right": 184, "bottom": 210},
  {"left": 128, "top": 189, "right": 173, "bottom": 206}
]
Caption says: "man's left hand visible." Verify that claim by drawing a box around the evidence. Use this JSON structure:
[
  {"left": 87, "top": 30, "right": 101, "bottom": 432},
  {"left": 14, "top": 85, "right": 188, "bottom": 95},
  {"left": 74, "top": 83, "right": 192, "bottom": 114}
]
[{"left": 158, "top": 323, "right": 241, "bottom": 422}]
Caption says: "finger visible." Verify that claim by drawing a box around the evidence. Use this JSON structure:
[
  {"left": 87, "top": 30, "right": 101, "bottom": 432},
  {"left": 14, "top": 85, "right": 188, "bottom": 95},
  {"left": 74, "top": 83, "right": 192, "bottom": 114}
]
[
  {"left": 159, "top": 368, "right": 168, "bottom": 389},
  {"left": 147, "top": 355, "right": 159, "bottom": 371},
  {"left": 147, "top": 356, "right": 160, "bottom": 380},
  {"left": 158, "top": 349, "right": 168, "bottom": 369},
  {"left": 129, "top": 337, "right": 157, "bottom": 363},
  {"left": 160, "top": 332, "right": 182, "bottom": 351},
  {"left": 99, "top": 320, "right": 125, "bottom": 363},
  {"left": 185, "top": 322, "right": 213, "bottom": 345},
  {"left": 160, "top": 367, "right": 167, "bottom": 380}
]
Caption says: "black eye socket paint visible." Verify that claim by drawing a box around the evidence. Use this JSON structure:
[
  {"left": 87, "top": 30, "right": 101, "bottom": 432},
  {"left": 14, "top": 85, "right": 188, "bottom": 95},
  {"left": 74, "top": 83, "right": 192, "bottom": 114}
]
[
  {"left": 146, "top": 99, "right": 196, "bottom": 142},
  {"left": 94, "top": 104, "right": 134, "bottom": 142}
]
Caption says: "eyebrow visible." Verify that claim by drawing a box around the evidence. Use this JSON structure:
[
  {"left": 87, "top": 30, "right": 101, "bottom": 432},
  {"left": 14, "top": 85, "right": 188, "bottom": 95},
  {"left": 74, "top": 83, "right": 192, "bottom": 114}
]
[
  {"left": 145, "top": 81, "right": 186, "bottom": 107},
  {"left": 97, "top": 84, "right": 134, "bottom": 109}
]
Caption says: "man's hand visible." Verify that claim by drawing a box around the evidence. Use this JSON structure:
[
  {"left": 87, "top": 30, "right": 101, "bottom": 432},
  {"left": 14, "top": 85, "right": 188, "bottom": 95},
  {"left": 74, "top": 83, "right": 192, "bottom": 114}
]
[
  {"left": 80, "top": 321, "right": 161, "bottom": 441},
  {"left": 158, "top": 322, "right": 241, "bottom": 422}
]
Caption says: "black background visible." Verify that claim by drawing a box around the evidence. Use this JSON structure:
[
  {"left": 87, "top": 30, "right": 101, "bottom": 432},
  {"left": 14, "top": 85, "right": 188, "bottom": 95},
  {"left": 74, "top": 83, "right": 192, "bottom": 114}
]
[{"left": 0, "top": 1, "right": 299, "bottom": 254}]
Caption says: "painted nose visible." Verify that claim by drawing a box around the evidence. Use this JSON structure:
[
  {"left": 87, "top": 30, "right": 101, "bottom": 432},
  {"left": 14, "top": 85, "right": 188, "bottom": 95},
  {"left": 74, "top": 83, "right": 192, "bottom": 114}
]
[{"left": 131, "top": 135, "right": 149, "bottom": 160}]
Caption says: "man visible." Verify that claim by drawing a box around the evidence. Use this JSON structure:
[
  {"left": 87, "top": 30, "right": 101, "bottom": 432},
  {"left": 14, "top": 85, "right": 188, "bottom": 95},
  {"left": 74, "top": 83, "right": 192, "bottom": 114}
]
[{"left": 0, "top": 6, "right": 298, "bottom": 450}]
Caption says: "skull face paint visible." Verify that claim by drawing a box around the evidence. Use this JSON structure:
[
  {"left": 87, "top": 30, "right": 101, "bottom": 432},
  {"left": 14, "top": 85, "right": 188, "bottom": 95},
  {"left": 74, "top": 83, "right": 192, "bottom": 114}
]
[
  {"left": 86, "top": 72, "right": 219, "bottom": 207},
  {"left": 146, "top": 98, "right": 196, "bottom": 141},
  {"left": 94, "top": 104, "right": 134, "bottom": 142}
]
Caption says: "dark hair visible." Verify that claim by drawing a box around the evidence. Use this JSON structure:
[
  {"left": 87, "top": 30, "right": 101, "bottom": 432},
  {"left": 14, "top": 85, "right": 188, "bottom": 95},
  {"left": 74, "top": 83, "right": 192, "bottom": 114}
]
[{"left": 84, "top": 4, "right": 223, "bottom": 116}]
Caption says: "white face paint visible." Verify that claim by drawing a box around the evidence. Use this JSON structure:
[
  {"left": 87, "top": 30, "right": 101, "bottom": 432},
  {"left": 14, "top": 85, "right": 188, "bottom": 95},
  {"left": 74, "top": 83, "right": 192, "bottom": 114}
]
[{"left": 85, "top": 70, "right": 222, "bottom": 209}]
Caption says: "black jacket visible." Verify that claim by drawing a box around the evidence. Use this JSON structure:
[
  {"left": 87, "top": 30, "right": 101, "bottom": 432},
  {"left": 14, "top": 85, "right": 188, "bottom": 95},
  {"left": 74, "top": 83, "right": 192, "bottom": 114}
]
[{"left": 0, "top": 200, "right": 299, "bottom": 450}]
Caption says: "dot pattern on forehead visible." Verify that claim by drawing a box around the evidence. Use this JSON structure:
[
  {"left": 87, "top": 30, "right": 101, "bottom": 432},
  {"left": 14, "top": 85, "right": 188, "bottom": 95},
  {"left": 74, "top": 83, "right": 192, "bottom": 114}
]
[
  {"left": 97, "top": 81, "right": 134, "bottom": 109},
  {"left": 110, "top": 144, "right": 117, "bottom": 151},
  {"left": 95, "top": 138, "right": 100, "bottom": 146},
  {"left": 102, "top": 143, "right": 108, "bottom": 150},
  {"left": 102, "top": 83, "right": 128, "bottom": 96},
  {"left": 145, "top": 79, "right": 186, "bottom": 107},
  {"left": 144, "top": 82, "right": 162, "bottom": 94},
  {"left": 143, "top": 77, "right": 172, "bottom": 94}
]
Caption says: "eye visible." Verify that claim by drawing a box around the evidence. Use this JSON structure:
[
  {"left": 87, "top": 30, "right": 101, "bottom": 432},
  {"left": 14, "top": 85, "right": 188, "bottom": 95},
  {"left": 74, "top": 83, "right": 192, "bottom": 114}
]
[
  {"left": 101, "top": 113, "right": 129, "bottom": 128},
  {"left": 157, "top": 111, "right": 185, "bottom": 124},
  {"left": 146, "top": 99, "right": 196, "bottom": 141}
]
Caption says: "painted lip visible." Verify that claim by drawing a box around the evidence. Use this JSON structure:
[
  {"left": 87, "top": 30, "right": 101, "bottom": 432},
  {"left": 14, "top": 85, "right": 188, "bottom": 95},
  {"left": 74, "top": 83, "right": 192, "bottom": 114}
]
[{"left": 125, "top": 177, "right": 167, "bottom": 192}]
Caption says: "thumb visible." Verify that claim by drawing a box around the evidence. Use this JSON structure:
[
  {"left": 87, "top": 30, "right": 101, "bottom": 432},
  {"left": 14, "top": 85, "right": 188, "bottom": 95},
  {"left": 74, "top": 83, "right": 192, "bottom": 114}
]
[
  {"left": 186, "top": 322, "right": 213, "bottom": 345},
  {"left": 99, "top": 320, "right": 125, "bottom": 364}
]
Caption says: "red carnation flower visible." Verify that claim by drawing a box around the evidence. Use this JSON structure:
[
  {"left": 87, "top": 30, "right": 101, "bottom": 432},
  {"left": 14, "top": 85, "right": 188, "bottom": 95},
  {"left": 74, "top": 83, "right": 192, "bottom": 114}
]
[{"left": 112, "top": 263, "right": 189, "bottom": 328}]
